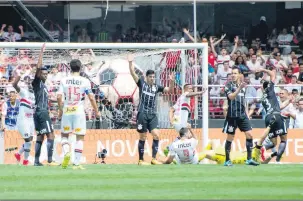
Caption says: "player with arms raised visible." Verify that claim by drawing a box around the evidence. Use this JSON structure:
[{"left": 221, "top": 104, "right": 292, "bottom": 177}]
[
  {"left": 128, "top": 54, "right": 174, "bottom": 165},
  {"left": 253, "top": 68, "right": 287, "bottom": 163},
  {"left": 57, "top": 59, "right": 100, "bottom": 170},
  {"left": 12, "top": 71, "right": 35, "bottom": 166}
]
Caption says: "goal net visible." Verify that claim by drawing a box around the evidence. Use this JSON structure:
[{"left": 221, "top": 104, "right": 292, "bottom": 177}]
[{"left": 0, "top": 42, "right": 209, "bottom": 164}]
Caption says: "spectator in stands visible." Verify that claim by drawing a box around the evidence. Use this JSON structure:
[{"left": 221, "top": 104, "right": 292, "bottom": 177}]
[
  {"left": 86, "top": 22, "right": 96, "bottom": 42},
  {"left": 0, "top": 24, "right": 24, "bottom": 42},
  {"left": 78, "top": 29, "right": 91, "bottom": 43},
  {"left": 291, "top": 58, "right": 300, "bottom": 73},
  {"left": 247, "top": 54, "right": 265, "bottom": 78},
  {"left": 283, "top": 69, "right": 294, "bottom": 84},
  {"left": 294, "top": 63, "right": 303, "bottom": 83},
  {"left": 70, "top": 25, "right": 81, "bottom": 42},
  {"left": 268, "top": 28, "right": 278, "bottom": 49},
  {"left": 217, "top": 61, "right": 231, "bottom": 85},
  {"left": 285, "top": 75, "right": 301, "bottom": 94},
  {"left": 277, "top": 28, "right": 293, "bottom": 55},
  {"left": 286, "top": 51, "right": 297, "bottom": 65},
  {"left": 112, "top": 24, "right": 125, "bottom": 42},
  {"left": 231, "top": 39, "right": 248, "bottom": 55},
  {"left": 287, "top": 98, "right": 303, "bottom": 129}
]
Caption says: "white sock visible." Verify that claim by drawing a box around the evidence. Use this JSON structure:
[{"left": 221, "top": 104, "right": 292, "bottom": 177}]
[
  {"left": 23, "top": 141, "right": 31, "bottom": 160},
  {"left": 61, "top": 137, "right": 70, "bottom": 155},
  {"left": 18, "top": 144, "right": 24, "bottom": 155},
  {"left": 74, "top": 140, "right": 83, "bottom": 166}
]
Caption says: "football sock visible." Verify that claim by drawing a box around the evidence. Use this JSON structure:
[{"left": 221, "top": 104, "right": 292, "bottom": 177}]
[
  {"left": 23, "top": 141, "right": 31, "bottom": 160},
  {"left": 138, "top": 140, "right": 145, "bottom": 160},
  {"left": 18, "top": 144, "right": 24, "bottom": 155},
  {"left": 271, "top": 152, "right": 277, "bottom": 158},
  {"left": 246, "top": 139, "right": 253, "bottom": 160},
  {"left": 74, "top": 140, "right": 83, "bottom": 165},
  {"left": 152, "top": 139, "right": 159, "bottom": 158},
  {"left": 225, "top": 140, "right": 232, "bottom": 162},
  {"left": 61, "top": 137, "right": 70, "bottom": 155},
  {"left": 34, "top": 141, "right": 42, "bottom": 163},
  {"left": 47, "top": 139, "right": 54, "bottom": 163},
  {"left": 276, "top": 141, "right": 287, "bottom": 162}
]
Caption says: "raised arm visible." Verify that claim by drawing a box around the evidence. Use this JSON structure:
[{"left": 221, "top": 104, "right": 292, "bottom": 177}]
[
  {"left": 213, "top": 34, "right": 226, "bottom": 46},
  {"left": 210, "top": 37, "right": 218, "bottom": 57},
  {"left": 257, "top": 68, "right": 275, "bottom": 83},
  {"left": 185, "top": 87, "right": 207, "bottom": 97},
  {"left": 127, "top": 54, "right": 139, "bottom": 83},
  {"left": 225, "top": 82, "right": 246, "bottom": 101},
  {"left": 229, "top": 36, "right": 239, "bottom": 56},
  {"left": 163, "top": 73, "right": 175, "bottom": 93},
  {"left": 12, "top": 70, "right": 23, "bottom": 93},
  {"left": 183, "top": 28, "right": 196, "bottom": 42},
  {"left": 35, "top": 43, "right": 46, "bottom": 79}
]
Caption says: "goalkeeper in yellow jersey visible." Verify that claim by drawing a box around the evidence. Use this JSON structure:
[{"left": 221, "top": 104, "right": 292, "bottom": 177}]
[{"left": 198, "top": 140, "right": 278, "bottom": 165}]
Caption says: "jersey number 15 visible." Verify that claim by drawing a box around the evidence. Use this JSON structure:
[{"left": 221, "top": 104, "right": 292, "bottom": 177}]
[{"left": 67, "top": 86, "right": 80, "bottom": 101}]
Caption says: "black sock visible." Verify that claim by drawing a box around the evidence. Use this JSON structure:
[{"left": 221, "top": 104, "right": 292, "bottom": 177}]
[
  {"left": 152, "top": 139, "right": 159, "bottom": 159},
  {"left": 225, "top": 140, "right": 232, "bottom": 162},
  {"left": 271, "top": 152, "right": 277, "bottom": 158},
  {"left": 35, "top": 141, "right": 43, "bottom": 163},
  {"left": 276, "top": 141, "right": 287, "bottom": 162},
  {"left": 138, "top": 140, "right": 145, "bottom": 160},
  {"left": 246, "top": 139, "right": 253, "bottom": 160},
  {"left": 47, "top": 139, "right": 54, "bottom": 163}
]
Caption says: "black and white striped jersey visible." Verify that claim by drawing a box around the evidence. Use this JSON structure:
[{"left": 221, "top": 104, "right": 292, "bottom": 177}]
[
  {"left": 137, "top": 77, "right": 164, "bottom": 114},
  {"left": 224, "top": 81, "right": 246, "bottom": 118}
]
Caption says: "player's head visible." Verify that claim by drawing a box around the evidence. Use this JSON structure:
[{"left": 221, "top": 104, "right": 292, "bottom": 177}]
[
  {"left": 40, "top": 67, "right": 48, "bottom": 82},
  {"left": 70, "top": 59, "right": 82, "bottom": 73},
  {"left": 231, "top": 66, "right": 241, "bottom": 82},
  {"left": 9, "top": 91, "right": 16, "bottom": 101},
  {"left": 145, "top": 70, "right": 155, "bottom": 85},
  {"left": 183, "top": 84, "right": 193, "bottom": 92},
  {"left": 24, "top": 75, "right": 33, "bottom": 89},
  {"left": 179, "top": 127, "right": 190, "bottom": 138},
  {"left": 260, "top": 79, "right": 270, "bottom": 92}
]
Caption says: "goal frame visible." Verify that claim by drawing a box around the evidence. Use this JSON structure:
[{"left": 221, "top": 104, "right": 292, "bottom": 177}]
[{"left": 0, "top": 42, "right": 209, "bottom": 149}]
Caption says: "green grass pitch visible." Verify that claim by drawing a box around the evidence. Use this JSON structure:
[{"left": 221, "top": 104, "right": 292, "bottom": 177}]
[{"left": 0, "top": 164, "right": 301, "bottom": 200}]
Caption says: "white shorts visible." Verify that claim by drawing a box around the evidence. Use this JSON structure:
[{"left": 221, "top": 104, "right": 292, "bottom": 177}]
[
  {"left": 17, "top": 117, "right": 35, "bottom": 138},
  {"left": 174, "top": 154, "right": 199, "bottom": 165},
  {"left": 61, "top": 113, "right": 86, "bottom": 135}
]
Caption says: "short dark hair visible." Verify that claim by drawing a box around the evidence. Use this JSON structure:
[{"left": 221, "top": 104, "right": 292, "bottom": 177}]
[
  {"left": 41, "top": 67, "right": 48, "bottom": 71},
  {"left": 146, "top": 70, "right": 155, "bottom": 77},
  {"left": 232, "top": 66, "right": 241, "bottom": 74},
  {"left": 70, "top": 59, "right": 82, "bottom": 72},
  {"left": 179, "top": 127, "right": 188, "bottom": 137},
  {"left": 183, "top": 84, "right": 191, "bottom": 90}
]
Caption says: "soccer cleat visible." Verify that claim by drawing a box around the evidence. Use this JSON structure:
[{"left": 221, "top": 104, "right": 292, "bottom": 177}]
[
  {"left": 246, "top": 159, "right": 260, "bottom": 166},
  {"left": 47, "top": 161, "right": 59, "bottom": 166},
  {"left": 14, "top": 153, "right": 21, "bottom": 163},
  {"left": 269, "top": 115, "right": 276, "bottom": 127},
  {"left": 72, "top": 165, "right": 85, "bottom": 170},
  {"left": 34, "top": 162, "right": 44, "bottom": 166},
  {"left": 61, "top": 152, "right": 71, "bottom": 169},
  {"left": 151, "top": 158, "right": 162, "bottom": 165},
  {"left": 224, "top": 160, "right": 233, "bottom": 166},
  {"left": 138, "top": 160, "right": 150, "bottom": 166},
  {"left": 23, "top": 160, "right": 29, "bottom": 166}
]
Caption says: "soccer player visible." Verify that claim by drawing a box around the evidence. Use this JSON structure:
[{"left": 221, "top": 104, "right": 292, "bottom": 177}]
[
  {"left": 253, "top": 68, "right": 288, "bottom": 163},
  {"left": 162, "top": 127, "right": 199, "bottom": 165},
  {"left": 12, "top": 71, "right": 35, "bottom": 166},
  {"left": 57, "top": 59, "right": 101, "bottom": 170},
  {"left": 32, "top": 44, "right": 57, "bottom": 166},
  {"left": 199, "top": 140, "right": 277, "bottom": 165},
  {"left": 1, "top": 91, "right": 19, "bottom": 131},
  {"left": 170, "top": 84, "right": 207, "bottom": 133},
  {"left": 128, "top": 54, "right": 174, "bottom": 165},
  {"left": 223, "top": 67, "right": 259, "bottom": 166}
]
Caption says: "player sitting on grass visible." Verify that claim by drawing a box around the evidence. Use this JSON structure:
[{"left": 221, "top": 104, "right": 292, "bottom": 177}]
[
  {"left": 198, "top": 140, "right": 278, "bottom": 165},
  {"left": 162, "top": 127, "right": 199, "bottom": 164}
]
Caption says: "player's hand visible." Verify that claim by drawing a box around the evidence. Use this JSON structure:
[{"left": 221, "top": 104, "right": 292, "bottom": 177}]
[
  {"left": 95, "top": 111, "right": 101, "bottom": 119},
  {"left": 127, "top": 54, "right": 134, "bottom": 62},
  {"left": 239, "top": 82, "right": 247, "bottom": 89},
  {"left": 209, "top": 36, "right": 215, "bottom": 44}
]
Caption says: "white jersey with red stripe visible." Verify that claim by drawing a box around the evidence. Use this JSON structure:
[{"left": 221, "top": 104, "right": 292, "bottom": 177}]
[
  {"left": 172, "top": 92, "right": 191, "bottom": 132},
  {"left": 18, "top": 88, "right": 35, "bottom": 119},
  {"left": 169, "top": 137, "right": 199, "bottom": 164},
  {"left": 216, "top": 55, "right": 230, "bottom": 68},
  {"left": 57, "top": 75, "right": 92, "bottom": 115}
]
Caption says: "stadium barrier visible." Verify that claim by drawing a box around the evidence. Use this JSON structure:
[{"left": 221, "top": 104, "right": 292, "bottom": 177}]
[{"left": 1, "top": 129, "right": 302, "bottom": 164}]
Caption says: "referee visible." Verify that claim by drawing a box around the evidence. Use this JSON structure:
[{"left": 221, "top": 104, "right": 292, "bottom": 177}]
[
  {"left": 223, "top": 67, "right": 259, "bottom": 166},
  {"left": 128, "top": 54, "right": 174, "bottom": 165},
  {"left": 32, "top": 44, "right": 57, "bottom": 166}
]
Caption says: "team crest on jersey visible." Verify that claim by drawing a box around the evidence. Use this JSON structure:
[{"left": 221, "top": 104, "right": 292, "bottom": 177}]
[
  {"left": 228, "top": 126, "right": 234, "bottom": 133},
  {"left": 137, "top": 124, "right": 143, "bottom": 130}
]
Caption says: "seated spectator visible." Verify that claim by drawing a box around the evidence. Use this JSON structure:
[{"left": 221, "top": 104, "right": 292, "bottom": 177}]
[
  {"left": 217, "top": 61, "right": 231, "bottom": 85},
  {"left": 283, "top": 69, "right": 294, "bottom": 84},
  {"left": 285, "top": 75, "right": 301, "bottom": 94},
  {"left": 294, "top": 63, "right": 303, "bottom": 83}
]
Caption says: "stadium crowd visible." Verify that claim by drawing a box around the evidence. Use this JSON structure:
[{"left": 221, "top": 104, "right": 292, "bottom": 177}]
[{"left": 0, "top": 17, "right": 302, "bottom": 129}]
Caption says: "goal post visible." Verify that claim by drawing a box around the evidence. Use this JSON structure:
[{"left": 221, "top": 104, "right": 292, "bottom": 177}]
[{"left": 0, "top": 42, "right": 209, "bottom": 149}]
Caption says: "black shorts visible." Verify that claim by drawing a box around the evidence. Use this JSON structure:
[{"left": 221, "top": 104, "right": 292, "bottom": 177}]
[
  {"left": 136, "top": 112, "right": 158, "bottom": 133},
  {"left": 222, "top": 115, "right": 252, "bottom": 135},
  {"left": 34, "top": 110, "right": 54, "bottom": 135},
  {"left": 265, "top": 113, "right": 287, "bottom": 139}
]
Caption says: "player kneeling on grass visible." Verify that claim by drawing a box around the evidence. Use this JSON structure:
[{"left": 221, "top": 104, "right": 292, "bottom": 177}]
[
  {"left": 199, "top": 139, "right": 278, "bottom": 165},
  {"left": 57, "top": 59, "right": 101, "bottom": 170},
  {"left": 162, "top": 127, "right": 199, "bottom": 165},
  {"left": 12, "top": 71, "right": 36, "bottom": 166}
]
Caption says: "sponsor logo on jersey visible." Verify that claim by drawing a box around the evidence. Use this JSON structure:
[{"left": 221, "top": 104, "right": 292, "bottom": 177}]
[
  {"left": 75, "top": 128, "right": 82, "bottom": 133},
  {"left": 63, "top": 126, "right": 70, "bottom": 131},
  {"left": 64, "top": 106, "right": 78, "bottom": 114}
]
